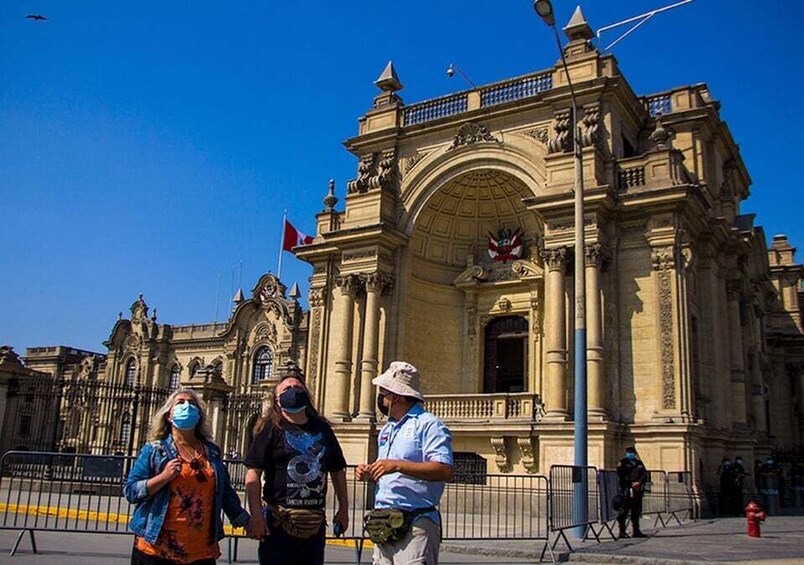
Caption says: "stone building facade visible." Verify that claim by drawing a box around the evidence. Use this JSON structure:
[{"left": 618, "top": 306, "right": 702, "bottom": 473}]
[
  {"left": 293, "top": 9, "right": 804, "bottom": 496},
  {"left": 3, "top": 7, "right": 804, "bottom": 508}
]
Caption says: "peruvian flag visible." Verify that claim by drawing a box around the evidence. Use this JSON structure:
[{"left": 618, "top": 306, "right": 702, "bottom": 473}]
[{"left": 282, "top": 218, "right": 314, "bottom": 252}]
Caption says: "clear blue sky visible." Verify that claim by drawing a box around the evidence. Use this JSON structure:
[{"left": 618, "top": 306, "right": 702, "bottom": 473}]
[{"left": 1, "top": 1, "right": 802, "bottom": 354}]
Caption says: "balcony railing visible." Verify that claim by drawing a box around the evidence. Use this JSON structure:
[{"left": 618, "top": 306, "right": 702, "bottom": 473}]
[
  {"left": 644, "top": 93, "right": 673, "bottom": 116},
  {"left": 480, "top": 72, "right": 552, "bottom": 108},
  {"left": 402, "top": 70, "right": 553, "bottom": 127},
  {"left": 427, "top": 392, "right": 544, "bottom": 422}
]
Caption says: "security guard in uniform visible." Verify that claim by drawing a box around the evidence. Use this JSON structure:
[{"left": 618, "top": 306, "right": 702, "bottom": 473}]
[{"left": 616, "top": 446, "right": 648, "bottom": 539}]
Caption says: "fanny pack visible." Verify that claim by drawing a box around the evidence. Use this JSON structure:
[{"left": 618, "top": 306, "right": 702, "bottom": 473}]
[
  {"left": 263, "top": 503, "right": 326, "bottom": 539},
  {"left": 363, "top": 507, "right": 436, "bottom": 544}
]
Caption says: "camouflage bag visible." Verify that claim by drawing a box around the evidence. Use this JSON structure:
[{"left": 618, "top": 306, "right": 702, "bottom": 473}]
[
  {"left": 264, "top": 503, "right": 326, "bottom": 539},
  {"left": 363, "top": 506, "right": 437, "bottom": 545}
]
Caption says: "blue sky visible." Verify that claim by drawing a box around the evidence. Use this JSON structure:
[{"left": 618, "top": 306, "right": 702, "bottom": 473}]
[{"left": 1, "top": 1, "right": 802, "bottom": 354}]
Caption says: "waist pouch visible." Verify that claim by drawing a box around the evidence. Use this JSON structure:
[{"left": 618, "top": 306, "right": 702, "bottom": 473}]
[
  {"left": 363, "top": 507, "right": 436, "bottom": 544},
  {"left": 264, "top": 503, "right": 326, "bottom": 539}
]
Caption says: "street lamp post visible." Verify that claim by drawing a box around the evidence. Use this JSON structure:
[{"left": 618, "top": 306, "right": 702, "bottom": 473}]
[{"left": 534, "top": 0, "right": 588, "bottom": 538}]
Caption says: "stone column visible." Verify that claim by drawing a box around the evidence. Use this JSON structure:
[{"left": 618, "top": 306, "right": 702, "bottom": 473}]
[
  {"left": 330, "top": 274, "right": 358, "bottom": 420},
  {"left": 357, "top": 272, "right": 392, "bottom": 420},
  {"left": 540, "top": 247, "right": 569, "bottom": 418},
  {"left": 726, "top": 281, "right": 748, "bottom": 427},
  {"left": 585, "top": 243, "right": 609, "bottom": 418}
]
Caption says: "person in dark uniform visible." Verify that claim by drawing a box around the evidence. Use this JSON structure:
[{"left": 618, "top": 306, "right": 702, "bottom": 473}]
[
  {"left": 717, "top": 456, "right": 735, "bottom": 516},
  {"left": 616, "top": 446, "right": 648, "bottom": 539},
  {"left": 730, "top": 456, "right": 748, "bottom": 515}
]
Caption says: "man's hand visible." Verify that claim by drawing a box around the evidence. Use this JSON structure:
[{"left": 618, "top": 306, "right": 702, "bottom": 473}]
[
  {"left": 334, "top": 506, "right": 349, "bottom": 534},
  {"left": 632, "top": 481, "right": 641, "bottom": 490},
  {"left": 355, "top": 464, "right": 371, "bottom": 482},
  {"left": 365, "top": 459, "right": 400, "bottom": 481}
]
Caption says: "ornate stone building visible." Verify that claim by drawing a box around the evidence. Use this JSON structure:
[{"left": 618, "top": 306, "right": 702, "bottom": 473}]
[
  {"left": 293, "top": 9, "right": 804, "bottom": 496},
  {"left": 4, "top": 7, "right": 804, "bottom": 509}
]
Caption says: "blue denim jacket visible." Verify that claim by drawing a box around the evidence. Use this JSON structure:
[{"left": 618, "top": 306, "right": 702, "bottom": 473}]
[{"left": 123, "top": 435, "right": 250, "bottom": 544}]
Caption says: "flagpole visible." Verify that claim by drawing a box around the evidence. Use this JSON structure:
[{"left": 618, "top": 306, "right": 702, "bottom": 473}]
[{"left": 277, "top": 210, "right": 287, "bottom": 281}]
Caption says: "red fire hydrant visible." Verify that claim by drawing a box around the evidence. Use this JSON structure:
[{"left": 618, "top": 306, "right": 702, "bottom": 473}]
[{"left": 745, "top": 501, "right": 767, "bottom": 538}]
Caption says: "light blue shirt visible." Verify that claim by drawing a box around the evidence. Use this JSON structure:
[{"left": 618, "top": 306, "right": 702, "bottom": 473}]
[{"left": 374, "top": 403, "right": 453, "bottom": 525}]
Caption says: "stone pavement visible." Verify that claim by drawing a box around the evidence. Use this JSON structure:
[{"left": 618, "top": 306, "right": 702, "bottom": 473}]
[{"left": 0, "top": 516, "right": 803, "bottom": 564}]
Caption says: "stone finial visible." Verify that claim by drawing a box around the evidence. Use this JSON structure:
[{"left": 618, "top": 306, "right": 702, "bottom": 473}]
[
  {"left": 374, "top": 61, "right": 403, "bottom": 92},
  {"left": 323, "top": 178, "right": 338, "bottom": 211},
  {"left": 233, "top": 288, "right": 245, "bottom": 303},
  {"left": 563, "top": 6, "right": 594, "bottom": 41},
  {"left": 289, "top": 283, "right": 301, "bottom": 300},
  {"left": 649, "top": 116, "right": 674, "bottom": 150},
  {"left": 151, "top": 308, "right": 158, "bottom": 323}
]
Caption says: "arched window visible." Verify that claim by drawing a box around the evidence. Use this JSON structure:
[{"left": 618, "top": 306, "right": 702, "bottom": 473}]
[
  {"left": 212, "top": 360, "right": 223, "bottom": 377},
  {"left": 169, "top": 365, "right": 181, "bottom": 390},
  {"left": 190, "top": 362, "right": 201, "bottom": 379},
  {"left": 120, "top": 412, "right": 131, "bottom": 446},
  {"left": 252, "top": 347, "right": 273, "bottom": 385},
  {"left": 125, "top": 358, "right": 137, "bottom": 387}
]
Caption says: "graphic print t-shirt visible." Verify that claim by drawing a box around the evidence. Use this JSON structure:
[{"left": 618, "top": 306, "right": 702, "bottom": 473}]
[{"left": 244, "top": 417, "right": 346, "bottom": 509}]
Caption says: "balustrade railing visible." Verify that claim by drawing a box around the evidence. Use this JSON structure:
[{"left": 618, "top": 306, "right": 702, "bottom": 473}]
[
  {"left": 404, "top": 93, "right": 468, "bottom": 126},
  {"left": 427, "top": 392, "right": 543, "bottom": 421},
  {"left": 618, "top": 165, "right": 646, "bottom": 191},
  {"left": 644, "top": 93, "right": 673, "bottom": 116},
  {"left": 480, "top": 72, "right": 552, "bottom": 108}
]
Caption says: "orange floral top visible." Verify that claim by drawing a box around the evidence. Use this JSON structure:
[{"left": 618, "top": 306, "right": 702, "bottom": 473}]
[{"left": 135, "top": 455, "right": 219, "bottom": 564}]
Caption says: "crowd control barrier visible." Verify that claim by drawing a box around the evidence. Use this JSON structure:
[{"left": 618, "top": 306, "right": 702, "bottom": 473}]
[
  {"left": 665, "top": 471, "right": 694, "bottom": 524},
  {"left": 546, "top": 465, "right": 600, "bottom": 556},
  {"left": 642, "top": 470, "right": 668, "bottom": 527}
]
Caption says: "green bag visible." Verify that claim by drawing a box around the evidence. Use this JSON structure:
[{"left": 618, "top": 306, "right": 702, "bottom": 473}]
[{"left": 363, "top": 509, "right": 409, "bottom": 544}]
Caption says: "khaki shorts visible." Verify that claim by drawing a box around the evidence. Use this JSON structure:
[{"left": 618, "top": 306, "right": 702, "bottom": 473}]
[{"left": 372, "top": 517, "right": 440, "bottom": 565}]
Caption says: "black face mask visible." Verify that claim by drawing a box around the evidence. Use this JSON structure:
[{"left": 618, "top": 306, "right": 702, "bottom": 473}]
[
  {"left": 377, "top": 393, "right": 389, "bottom": 416},
  {"left": 278, "top": 387, "right": 309, "bottom": 414}
]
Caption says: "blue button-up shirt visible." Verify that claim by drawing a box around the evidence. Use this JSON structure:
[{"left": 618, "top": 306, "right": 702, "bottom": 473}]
[{"left": 374, "top": 403, "right": 453, "bottom": 525}]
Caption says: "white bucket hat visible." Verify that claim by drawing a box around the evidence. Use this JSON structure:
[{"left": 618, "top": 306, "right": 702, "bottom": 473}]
[{"left": 372, "top": 361, "right": 424, "bottom": 402}]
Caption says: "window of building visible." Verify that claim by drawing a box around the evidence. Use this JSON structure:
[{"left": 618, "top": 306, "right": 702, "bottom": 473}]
[
  {"left": 212, "top": 360, "right": 223, "bottom": 376},
  {"left": 190, "top": 362, "right": 201, "bottom": 379},
  {"left": 169, "top": 365, "right": 181, "bottom": 390},
  {"left": 125, "top": 358, "right": 137, "bottom": 387},
  {"left": 252, "top": 347, "right": 274, "bottom": 385}
]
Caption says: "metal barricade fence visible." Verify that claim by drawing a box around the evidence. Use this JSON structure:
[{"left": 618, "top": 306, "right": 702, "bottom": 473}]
[
  {"left": 642, "top": 470, "right": 668, "bottom": 526},
  {"left": 665, "top": 471, "right": 694, "bottom": 524},
  {"left": 547, "top": 465, "right": 600, "bottom": 553},
  {"left": 592, "top": 469, "right": 620, "bottom": 540}
]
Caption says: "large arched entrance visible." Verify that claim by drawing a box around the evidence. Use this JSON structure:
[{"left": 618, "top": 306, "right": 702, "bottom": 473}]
[{"left": 401, "top": 168, "right": 543, "bottom": 394}]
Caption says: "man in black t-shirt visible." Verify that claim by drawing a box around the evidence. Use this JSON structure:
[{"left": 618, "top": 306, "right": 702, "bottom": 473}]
[{"left": 244, "top": 376, "right": 348, "bottom": 565}]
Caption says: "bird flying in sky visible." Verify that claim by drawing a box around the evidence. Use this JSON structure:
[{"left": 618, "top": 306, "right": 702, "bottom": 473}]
[{"left": 26, "top": 14, "right": 48, "bottom": 21}]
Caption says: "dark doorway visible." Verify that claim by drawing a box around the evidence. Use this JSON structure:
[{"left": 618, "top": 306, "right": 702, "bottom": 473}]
[{"left": 483, "top": 315, "right": 528, "bottom": 393}]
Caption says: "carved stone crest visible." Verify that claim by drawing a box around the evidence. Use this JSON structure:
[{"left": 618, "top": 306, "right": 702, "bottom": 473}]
[{"left": 447, "top": 122, "right": 499, "bottom": 151}]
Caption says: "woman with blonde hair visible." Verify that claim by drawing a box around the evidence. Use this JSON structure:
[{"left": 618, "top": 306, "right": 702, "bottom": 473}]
[{"left": 124, "top": 388, "right": 257, "bottom": 564}]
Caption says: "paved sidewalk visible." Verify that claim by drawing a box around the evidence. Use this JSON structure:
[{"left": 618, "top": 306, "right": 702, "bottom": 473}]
[
  {"left": 1, "top": 516, "right": 802, "bottom": 564},
  {"left": 442, "top": 515, "right": 804, "bottom": 564}
]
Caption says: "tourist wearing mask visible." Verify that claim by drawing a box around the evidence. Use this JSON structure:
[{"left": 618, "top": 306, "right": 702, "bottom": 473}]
[
  {"left": 244, "top": 375, "right": 349, "bottom": 565},
  {"left": 124, "top": 389, "right": 256, "bottom": 564}
]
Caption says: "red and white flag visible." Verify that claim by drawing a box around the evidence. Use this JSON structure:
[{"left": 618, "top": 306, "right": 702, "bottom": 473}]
[{"left": 282, "top": 218, "right": 314, "bottom": 252}]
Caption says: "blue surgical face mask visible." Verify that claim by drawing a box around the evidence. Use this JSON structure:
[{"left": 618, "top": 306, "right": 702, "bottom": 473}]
[
  {"left": 171, "top": 401, "right": 200, "bottom": 430},
  {"left": 625, "top": 452, "right": 636, "bottom": 460}
]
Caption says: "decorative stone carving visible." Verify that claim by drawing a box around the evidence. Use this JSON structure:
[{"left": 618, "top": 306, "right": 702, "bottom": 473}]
[
  {"left": 648, "top": 116, "right": 674, "bottom": 151},
  {"left": 308, "top": 309, "right": 321, "bottom": 391},
  {"left": 539, "top": 247, "right": 569, "bottom": 272},
  {"left": 653, "top": 246, "right": 677, "bottom": 410},
  {"left": 585, "top": 243, "right": 611, "bottom": 271},
  {"left": 530, "top": 296, "right": 541, "bottom": 336},
  {"left": 497, "top": 297, "right": 512, "bottom": 313},
  {"left": 346, "top": 149, "right": 397, "bottom": 194},
  {"left": 651, "top": 246, "right": 675, "bottom": 271},
  {"left": 726, "top": 279, "right": 743, "bottom": 301},
  {"left": 447, "top": 122, "right": 499, "bottom": 151},
  {"left": 490, "top": 437, "right": 510, "bottom": 472},
  {"left": 335, "top": 274, "right": 361, "bottom": 296},
  {"left": 517, "top": 437, "right": 538, "bottom": 473},
  {"left": 404, "top": 152, "right": 425, "bottom": 174},
  {"left": 618, "top": 166, "right": 646, "bottom": 191},
  {"left": 548, "top": 110, "right": 572, "bottom": 153},
  {"left": 323, "top": 179, "right": 338, "bottom": 211},
  {"left": 342, "top": 249, "right": 378, "bottom": 263},
  {"left": 580, "top": 104, "right": 601, "bottom": 148},
  {"left": 363, "top": 272, "right": 395, "bottom": 295},
  {"left": 465, "top": 304, "right": 477, "bottom": 337},
  {"left": 308, "top": 287, "right": 327, "bottom": 308},
  {"left": 130, "top": 294, "right": 149, "bottom": 323},
  {"left": 511, "top": 258, "right": 545, "bottom": 279},
  {"left": 125, "top": 334, "right": 142, "bottom": 353},
  {"left": 523, "top": 127, "right": 549, "bottom": 145}
]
